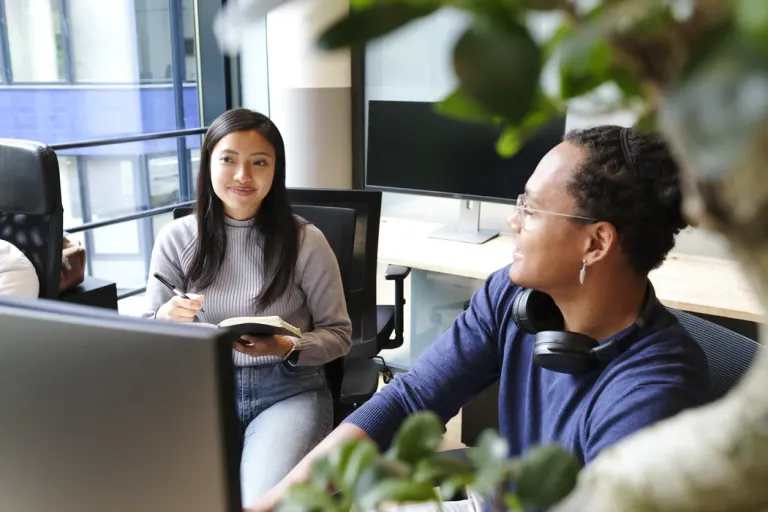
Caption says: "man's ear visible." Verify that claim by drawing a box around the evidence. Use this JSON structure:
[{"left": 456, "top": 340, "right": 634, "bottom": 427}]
[{"left": 583, "top": 222, "right": 617, "bottom": 265}]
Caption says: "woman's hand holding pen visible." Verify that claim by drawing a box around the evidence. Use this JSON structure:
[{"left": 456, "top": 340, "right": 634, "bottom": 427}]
[{"left": 156, "top": 293, "right": 205, "bottom": 322}]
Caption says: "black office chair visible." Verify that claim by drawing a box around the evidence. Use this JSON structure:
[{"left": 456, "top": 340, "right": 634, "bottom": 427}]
[
  {"left": 0, "top": 139, "right": 64, "bottom": 299},
  {"left": 285, "top": 189, "right": 411, "bottom": 407},
  {"left": 668, "top": 308, "right": 760, "bottom": 400}
]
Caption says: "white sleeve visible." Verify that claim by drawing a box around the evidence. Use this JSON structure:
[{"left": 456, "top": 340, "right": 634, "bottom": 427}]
[{"left": 0, "top": 241, "right": 40, "bottom": 299}]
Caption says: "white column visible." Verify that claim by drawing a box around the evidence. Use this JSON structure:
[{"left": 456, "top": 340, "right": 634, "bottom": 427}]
[
  {"left": 68, "top": 0, "right": 140, "bottom": 82},
  {"left": 242, "top": 0, "right": 353, "bottom": 189},
  {"left": 5, "top": 0, "right": 59, "bottom": 81}
]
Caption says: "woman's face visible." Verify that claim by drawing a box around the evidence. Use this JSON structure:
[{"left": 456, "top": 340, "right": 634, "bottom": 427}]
[
  {"left": 210, "top": 129, "right": 276, "bottom": 220},
  {"left": 508, "top": 141, "right": 594, "bottom": 294}
]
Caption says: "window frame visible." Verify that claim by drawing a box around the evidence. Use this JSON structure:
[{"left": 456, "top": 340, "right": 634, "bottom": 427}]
[
  {"left": 0, "top": 0, "right": 202, "bottom": 86},
  {"left": 0, "top": 0, "right": 239, "bottom": 299}
]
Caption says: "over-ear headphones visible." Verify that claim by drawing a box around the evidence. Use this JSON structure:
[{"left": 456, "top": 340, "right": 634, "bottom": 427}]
[{"left": 512, "top": 282, "right": 658, "bottom": 374}]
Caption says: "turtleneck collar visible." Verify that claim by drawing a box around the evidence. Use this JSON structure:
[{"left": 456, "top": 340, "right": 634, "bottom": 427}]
[{"left": 223, "top": 215, "right": 256, "bottom": 228}]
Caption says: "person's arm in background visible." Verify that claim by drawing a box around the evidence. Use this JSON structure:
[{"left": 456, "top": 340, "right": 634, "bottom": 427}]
[
  {"left": 290, "top": 224, "right": 353, "bottom": 366},
  {"left": 0, "top": 240, "right": 39, "bottom": 299},
  {"left": 247, "top": 271, "right": 509, "bottom": 511}
]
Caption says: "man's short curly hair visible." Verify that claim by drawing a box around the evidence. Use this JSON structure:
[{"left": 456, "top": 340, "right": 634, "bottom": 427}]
[{"left": 564, "top": 125, "right": 687, "bottom": 276}]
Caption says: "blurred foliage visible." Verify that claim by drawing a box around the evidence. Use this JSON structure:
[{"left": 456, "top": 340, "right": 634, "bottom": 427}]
[{"left": 277, "top": 412, "right": 581, "bottom": 512}]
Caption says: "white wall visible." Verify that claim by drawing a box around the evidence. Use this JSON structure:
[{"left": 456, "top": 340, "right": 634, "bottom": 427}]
[{"left": 241, "top": 0, "right": 353, "bottom": 189}]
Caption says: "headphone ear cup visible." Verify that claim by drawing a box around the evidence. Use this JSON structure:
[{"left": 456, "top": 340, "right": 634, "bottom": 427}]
[
  {"left": 533, "top": 331, "right": 600, "bottom": 374},
  {"left": 512, "top": 288, "right": 564, "bottom": 334}
]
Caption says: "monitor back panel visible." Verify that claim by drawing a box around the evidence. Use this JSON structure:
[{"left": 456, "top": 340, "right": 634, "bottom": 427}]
[{"left": 0, "top": 299, "right": 240, "bottom": 512}]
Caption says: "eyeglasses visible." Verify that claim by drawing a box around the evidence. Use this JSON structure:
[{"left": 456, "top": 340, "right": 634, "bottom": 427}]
[{"left": 512, "top": 193, "right": 598, "bottom": 229}]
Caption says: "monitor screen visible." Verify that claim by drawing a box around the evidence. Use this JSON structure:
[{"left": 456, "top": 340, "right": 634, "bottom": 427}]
[
  {"left": 366, "top": 100, "right": 566, "bottom": 203},
  {"left": 0, "top": 296, "right": 241, "bottom": 512}
]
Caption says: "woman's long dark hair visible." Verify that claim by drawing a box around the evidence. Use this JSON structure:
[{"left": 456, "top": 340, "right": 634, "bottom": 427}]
[{"left": 186, "top": 108, "right": 302, "bottom": 309}]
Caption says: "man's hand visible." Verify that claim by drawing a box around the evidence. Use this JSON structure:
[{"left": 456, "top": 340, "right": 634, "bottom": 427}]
[
  {"left": 243, "top": 489, "right": 280, "bottom": 512},
  {"left": 233, "top": 334, "right": 293, "bottom": 359}
]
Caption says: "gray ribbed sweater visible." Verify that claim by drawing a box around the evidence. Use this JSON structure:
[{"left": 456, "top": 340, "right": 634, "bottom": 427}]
[{"left": 144, "top": 214, "right": 353, "bottom": 367}]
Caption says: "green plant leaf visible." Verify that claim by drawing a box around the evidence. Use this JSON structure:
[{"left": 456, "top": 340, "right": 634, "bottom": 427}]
[
  {"left": 520, "top": 0, "right": 562, "bottom": 10},
  {"left": 387, "top": 411, "right": 445, "bottom": 465},
  {"left": 553, "top": 0, "right": 670, "bottom": 100},
  {"left": 558, "top": 35, "right": 614, "bottom": 99},
  {"left": 278, "top": 483, "right": 338, "bottom": 512},
  {"left": 412, "top": 453, "right": 475, "bottom": 484},
  {"left": 317, "top": 2, "right": 440, "bottom": 50},
  {"left": 309, "top": 456, "right": 334, "bottom": 491},
  {"left": 543, "top": 19, "right": 573, "bottom": 59},
  {"left": 452, "top": 20, "right": 542, "bottom": 124},
  {"left": 360, "top": 479, "right": 438, "bottom": 511},
  {"left": 467, "top": 430, "right": 509, "bottom": 495},
  {"left": 340, "top": 439, "right": 379, "bottom": 493},
  {"left": 735, "top": 0, "right": 768, "bottom": 52},
  {"left": 516, "top": 444, "right": 581, "bottom": 508},
  {"left": 434, "top": 88, "right": 499, "bottom": 125},
  {"left": 350, "top": 0, "right": 374, "bottom": 11},
  {"left": 504, "top": 493, "right": 524, "bottom": 512},
  {"left": 495, "top": 93, "right": 559, "bottom": 157},
  {"left": 439, "top": 474, "right": 476, "bottom": 501},
  {"left": 634, "top": 110, "right": 658, "bottom": 133}
]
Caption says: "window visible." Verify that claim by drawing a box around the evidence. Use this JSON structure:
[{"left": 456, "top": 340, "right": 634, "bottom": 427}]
[
  {"left": 0, "top": 0, "right": 201, "bottom": 143},
  {"left": 182, "top": 0, "right": 197, "bottom": 82},
  {"left": 0, "top": 0, "right": 229, "bottom": 303}
]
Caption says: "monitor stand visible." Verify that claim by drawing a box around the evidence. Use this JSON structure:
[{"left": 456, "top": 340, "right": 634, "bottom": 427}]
[{"left": 428, "top": 200, "right": 499, "bottom": 244}]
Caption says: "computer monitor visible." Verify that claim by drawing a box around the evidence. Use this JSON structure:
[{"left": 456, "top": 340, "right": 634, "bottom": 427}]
[
  {"left": 0, "top": 296, "right": 241, "bottom": 512},
  {"left": 366, "top": 100, "right": 566, "bottom": 243}
]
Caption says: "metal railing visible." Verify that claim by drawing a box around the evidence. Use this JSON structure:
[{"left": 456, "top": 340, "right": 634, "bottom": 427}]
[
  {"left": 64, "top": 201, "right": 195, "bottom": 234},
  {"left": 55, "top": 128, "right": 206, "bottom": 301},
  {"left": 50, "top": 127, "right": 207, "bottom": 151}
]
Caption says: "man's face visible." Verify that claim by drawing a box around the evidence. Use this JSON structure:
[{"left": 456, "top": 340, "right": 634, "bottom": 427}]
[{"left": 508, "top": 141, "right": 593, "bottom": 295}]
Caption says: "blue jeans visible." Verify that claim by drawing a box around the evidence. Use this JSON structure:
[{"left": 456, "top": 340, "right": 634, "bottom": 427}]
[{"left": 236, "top": 362, "right": 332, "bottom": 504}]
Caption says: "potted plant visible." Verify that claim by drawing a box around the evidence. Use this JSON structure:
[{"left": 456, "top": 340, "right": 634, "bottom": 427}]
[{"left": 275, "top": 411, "right": 580, "bottom": 512}]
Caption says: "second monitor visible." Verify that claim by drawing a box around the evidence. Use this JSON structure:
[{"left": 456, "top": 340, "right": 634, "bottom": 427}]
[{"left": 366, "top": 100, "right": 566, "bottom": 243}]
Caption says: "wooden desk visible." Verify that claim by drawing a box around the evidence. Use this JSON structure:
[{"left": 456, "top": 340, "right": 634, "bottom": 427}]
[{"left": 377, "top": 217, "right": 765, "bottom": 323}]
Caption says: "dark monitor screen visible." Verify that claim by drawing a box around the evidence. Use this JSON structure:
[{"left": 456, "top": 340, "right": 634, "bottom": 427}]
[
  {"left": 0, "top": 296, "right": 241, "bottom": 512},
  {"left": 366, "top": 100, "right": 566, "bottom": 203}
]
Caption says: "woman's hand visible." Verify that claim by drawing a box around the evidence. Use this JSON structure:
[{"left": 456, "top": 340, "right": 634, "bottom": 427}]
[
  {"left": 155, "top": 293, "right": 204, "bottom": 322},
  {"left": 233, "top": 334, "right": 294, "bottom": 358}
]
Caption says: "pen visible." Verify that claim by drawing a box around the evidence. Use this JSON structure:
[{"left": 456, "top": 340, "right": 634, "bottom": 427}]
[{"left": 152, "top": 272, "right": 205, "bottom": 313}]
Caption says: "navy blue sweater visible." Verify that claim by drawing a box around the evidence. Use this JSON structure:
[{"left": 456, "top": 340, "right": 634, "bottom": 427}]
[{"left": 345, "top": 267, "right": 710, "bottom": 465}]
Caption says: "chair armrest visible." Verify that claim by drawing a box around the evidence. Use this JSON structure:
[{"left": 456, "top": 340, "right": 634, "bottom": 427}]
[
  {"left": 339, "top": 358, "right": 380, "bottom": 406},
  {"left": 385, "top": 265, "right": 411, "bottom": 281},
  {"left": 384, "top": 265, "right": 411, "bottom": 348},
  {"left": 347, "top": 337, "right": 378, "bottom": 360}
]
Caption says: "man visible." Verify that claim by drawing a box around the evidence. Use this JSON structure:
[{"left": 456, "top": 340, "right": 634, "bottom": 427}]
[{"left": 246, "top": 126, "right": 711, "bottom": 511}]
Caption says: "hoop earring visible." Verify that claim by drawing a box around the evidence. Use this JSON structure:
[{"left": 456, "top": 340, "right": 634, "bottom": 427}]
[{"left": 579, "top": 260, "right": 587, "bottom": 285}]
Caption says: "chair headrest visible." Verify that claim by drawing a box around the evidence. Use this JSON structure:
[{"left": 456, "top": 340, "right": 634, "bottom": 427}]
[{"left": 0, "top": 139, "right": 62, "bottom": 216}]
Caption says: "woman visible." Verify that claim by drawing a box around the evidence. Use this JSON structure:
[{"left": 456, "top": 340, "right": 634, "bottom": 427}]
[
  {"left": 145, "top": 108, "right": 352, "bottom": 503},
  {"left": 247, "top": 125, "right": 710, "bottom": 511}
]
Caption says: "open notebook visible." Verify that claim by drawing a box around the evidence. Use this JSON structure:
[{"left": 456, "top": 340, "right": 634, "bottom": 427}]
[{"left": 194, "top": 316, "right": 302, "bottom": 338}]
